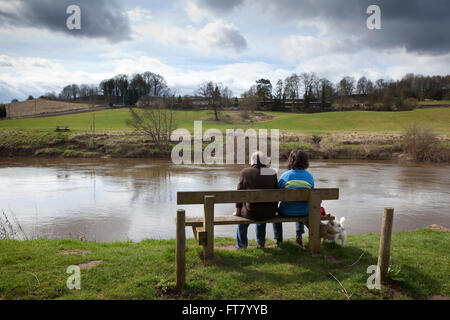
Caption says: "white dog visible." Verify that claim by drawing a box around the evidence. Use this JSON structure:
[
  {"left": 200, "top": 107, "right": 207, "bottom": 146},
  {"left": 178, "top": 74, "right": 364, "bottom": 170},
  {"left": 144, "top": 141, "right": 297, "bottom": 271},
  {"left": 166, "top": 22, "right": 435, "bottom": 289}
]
[{"left": 320, "top": 217, "right": 347, "bottom": 246}]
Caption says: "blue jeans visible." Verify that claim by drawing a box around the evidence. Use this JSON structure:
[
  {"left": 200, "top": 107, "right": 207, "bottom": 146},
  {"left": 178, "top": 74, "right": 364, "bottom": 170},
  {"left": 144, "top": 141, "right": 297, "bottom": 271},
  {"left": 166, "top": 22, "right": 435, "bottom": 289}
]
[
  {"left": 272, "top": 221, "right": 305, "bottom": 242},
  {"left": 237, "top": 223, "right": 267, "bottom": 248}
]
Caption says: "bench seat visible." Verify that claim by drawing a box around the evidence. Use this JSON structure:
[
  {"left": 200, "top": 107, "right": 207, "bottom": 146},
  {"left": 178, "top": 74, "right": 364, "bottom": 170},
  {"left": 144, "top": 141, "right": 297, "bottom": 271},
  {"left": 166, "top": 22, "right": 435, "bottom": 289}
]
[{"left": 185, "top": 215, "right": 334, "bottom": 227}]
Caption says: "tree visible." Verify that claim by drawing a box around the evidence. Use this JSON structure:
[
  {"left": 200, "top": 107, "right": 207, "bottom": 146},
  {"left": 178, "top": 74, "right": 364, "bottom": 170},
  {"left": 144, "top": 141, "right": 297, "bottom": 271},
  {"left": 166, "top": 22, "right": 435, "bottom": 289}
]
[
  {"left": 27, "top": 95, "right": 34, "bottom": 100},
  {"left": 127, "top": 96, "right": 177, "bottom": 149},
  {"left": 338, "top": 76, "right": 355, "bottom": 97},
  {"left": 114, "top": 74, "right": 129, "bottom": 105},
  {"left": 357, "top": 76, "right": 369, "bottom": 95},
  {"left": 255, "top": 79, "right": 272, "bottom": 105},
  {"left": 240, "top": 85, "right": 258, "bottom": 110},
  {"left": 0, "top": 104, "right": 6, "bottom": 118},
  {"left": 300, "top": 72, "right": 319, "bottom": 109},
  {"left": 196, "top": 81, "right": 227, "bottom": 121},
  {"left": 318, "top": 78, "right": 334, "bottom": 108},
  {"left": 284, "top": 73, "right": 300, "bottom": 110}
]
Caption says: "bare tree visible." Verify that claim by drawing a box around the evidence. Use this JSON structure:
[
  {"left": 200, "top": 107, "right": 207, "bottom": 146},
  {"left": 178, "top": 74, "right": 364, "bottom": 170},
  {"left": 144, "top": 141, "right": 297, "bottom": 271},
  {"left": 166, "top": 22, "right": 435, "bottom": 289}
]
[
  {"left": 357, "top": 76, "right": 369, "bottom": 95},
  {"left": 127, "top": 96, "right": 177, "bottom": 149},
  {"left": 338, "top": 76, "right": 356, "bottom": 97},
  {"left": 300, "top": 72, "right": 319, "bottom": 109},
  {"left": 196, "top": 81, "right": 225, "bottom": 121}
]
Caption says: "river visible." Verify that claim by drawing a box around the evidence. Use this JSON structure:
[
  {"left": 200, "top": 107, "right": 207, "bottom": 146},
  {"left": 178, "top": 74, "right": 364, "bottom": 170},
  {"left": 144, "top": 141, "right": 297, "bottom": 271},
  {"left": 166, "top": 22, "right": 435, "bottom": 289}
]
[{"left": 0, "top": 158, "right": 449, "bottom": 242}]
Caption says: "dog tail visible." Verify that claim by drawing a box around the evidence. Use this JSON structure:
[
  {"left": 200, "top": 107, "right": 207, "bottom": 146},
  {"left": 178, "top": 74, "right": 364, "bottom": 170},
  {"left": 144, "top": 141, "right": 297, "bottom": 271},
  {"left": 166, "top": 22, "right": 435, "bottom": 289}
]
[{"left": 339, "top": 217, "right": 346, "bottom": 226}]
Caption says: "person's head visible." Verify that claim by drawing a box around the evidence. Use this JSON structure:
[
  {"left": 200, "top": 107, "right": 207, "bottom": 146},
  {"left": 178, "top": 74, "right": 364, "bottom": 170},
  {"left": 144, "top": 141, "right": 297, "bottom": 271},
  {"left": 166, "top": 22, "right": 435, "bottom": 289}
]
[
  {"left": 287, "top": 149, "right": 309, "bottom": 170},
  {"left": 250, "top": 150, "right": 268, "bottom": 168}
]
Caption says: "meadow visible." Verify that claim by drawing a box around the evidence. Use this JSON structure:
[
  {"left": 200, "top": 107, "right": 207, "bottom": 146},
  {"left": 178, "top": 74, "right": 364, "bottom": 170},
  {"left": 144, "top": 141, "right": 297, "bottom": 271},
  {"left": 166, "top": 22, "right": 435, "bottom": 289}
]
[{"left": 1, "top": 108, "right": 449, "bottom": 134}]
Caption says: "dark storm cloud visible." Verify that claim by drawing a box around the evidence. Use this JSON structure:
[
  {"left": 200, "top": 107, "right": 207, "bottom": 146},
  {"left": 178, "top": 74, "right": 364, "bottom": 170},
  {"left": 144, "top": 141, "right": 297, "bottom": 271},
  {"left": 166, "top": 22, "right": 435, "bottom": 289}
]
[
  {"left": 198, "top": 0, "right": 450, "bottom": 55},
  {"left": 197, "top": 0, "right": 244, "bottom": 13},
  {"left": 214, "top": 24, "right": 247, "bottom": 52},
  {"left": 259, "top": 0, "right": 450, "bottom": 55},
  {"left": 0, "top": 0, "right": 131, "bottom": 42}
]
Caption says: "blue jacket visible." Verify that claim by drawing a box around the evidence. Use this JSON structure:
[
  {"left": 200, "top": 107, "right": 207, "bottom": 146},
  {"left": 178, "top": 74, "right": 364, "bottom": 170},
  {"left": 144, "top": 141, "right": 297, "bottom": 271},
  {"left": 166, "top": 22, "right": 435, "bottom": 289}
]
[{"left": 278, "top": 169, "right": 314, "bottom": 216}]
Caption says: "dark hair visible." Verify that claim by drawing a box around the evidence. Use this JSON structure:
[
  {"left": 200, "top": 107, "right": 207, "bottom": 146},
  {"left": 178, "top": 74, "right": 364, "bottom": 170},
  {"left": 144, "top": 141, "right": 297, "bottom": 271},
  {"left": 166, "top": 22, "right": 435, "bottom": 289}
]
[{"left": 287, "top": 149, "right": 309, "bottom": 170}]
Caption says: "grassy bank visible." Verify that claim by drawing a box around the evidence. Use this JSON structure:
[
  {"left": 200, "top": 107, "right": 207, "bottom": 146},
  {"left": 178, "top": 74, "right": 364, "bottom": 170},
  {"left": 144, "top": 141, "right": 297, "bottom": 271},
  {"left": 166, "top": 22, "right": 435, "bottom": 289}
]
[
  {"left": 1, "top": 108, "right": 450, "bottom": 134},
  {"left": 0, "top": 128, "right": 411, "bottom": 160},
  {"left": 1, "top": 108, "right": 448, "bottom": 160},
  {"left": 0, "top": 228, "right": 448, "bottom": 300}
]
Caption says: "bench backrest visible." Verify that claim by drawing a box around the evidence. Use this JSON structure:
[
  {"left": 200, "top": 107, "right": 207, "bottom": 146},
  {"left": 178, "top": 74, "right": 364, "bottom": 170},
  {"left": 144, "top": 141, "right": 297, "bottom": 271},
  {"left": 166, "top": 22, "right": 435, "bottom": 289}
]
[{"left": 177, "top": 188, "right": 339, "bottom": 204}]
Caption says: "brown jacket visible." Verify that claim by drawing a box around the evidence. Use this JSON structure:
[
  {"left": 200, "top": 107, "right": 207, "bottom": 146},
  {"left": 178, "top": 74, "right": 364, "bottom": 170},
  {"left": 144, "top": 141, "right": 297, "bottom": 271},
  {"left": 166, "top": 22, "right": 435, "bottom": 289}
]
[{"left": 236, "top": 165, "right": 278, "bottom": 220}]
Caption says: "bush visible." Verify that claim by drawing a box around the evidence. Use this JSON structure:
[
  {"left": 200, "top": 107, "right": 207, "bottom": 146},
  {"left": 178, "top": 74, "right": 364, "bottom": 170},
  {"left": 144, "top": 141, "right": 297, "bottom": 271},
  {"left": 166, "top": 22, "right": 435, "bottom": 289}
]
[
  {"left": 382, "top": 94, "right": 396, "bottom": 110},
  {"left": 0, "top": 105, "right": 6, "bottom": 118},
  {"left": 402, "top": 124, "right": 448, "bottom": 162},
  {"left": 402, "top": 98, "right": 419, "bottom": 109}
]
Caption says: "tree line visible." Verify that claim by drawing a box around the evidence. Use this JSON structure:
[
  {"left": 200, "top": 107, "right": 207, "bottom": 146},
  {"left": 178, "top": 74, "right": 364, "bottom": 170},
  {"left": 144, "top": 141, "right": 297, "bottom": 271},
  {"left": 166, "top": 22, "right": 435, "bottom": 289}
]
[
  {"left": 33, "top": 72, "right": 450, "bottom": 111},
  {"left": 240, "top": 73, "right": 450, "bottom": 111}
]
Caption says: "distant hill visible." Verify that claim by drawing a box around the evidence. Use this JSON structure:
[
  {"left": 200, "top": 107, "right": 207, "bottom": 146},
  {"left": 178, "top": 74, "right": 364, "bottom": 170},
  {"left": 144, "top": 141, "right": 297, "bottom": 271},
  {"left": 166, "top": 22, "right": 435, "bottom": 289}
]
[{"left": 5, "top": 99, "right": 99, "bottom": 119}]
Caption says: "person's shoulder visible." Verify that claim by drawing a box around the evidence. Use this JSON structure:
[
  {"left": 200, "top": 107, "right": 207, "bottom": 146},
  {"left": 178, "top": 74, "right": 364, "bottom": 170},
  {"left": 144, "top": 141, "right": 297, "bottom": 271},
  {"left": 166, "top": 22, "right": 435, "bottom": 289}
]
[
  {"left": 304, "top": 169, "right": 314, "bottom": 180},
  {"left": 260, "top": 167, "right": 277, "bottom": 177},
  {"left": 280, "top": 170, "right": 290, "bottom": 178}
]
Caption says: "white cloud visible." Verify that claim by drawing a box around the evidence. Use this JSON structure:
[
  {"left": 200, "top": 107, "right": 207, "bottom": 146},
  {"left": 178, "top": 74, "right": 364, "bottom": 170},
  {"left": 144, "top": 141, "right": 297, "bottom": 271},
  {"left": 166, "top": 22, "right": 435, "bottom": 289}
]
[
  {"left": 127, "top": 7, "right": 152, "bottom": 22},
  {"left": 282, "top": 35, "right": 358, "bottom": 61},
  {"left": 131, "top": 20, "right": 247, "bottom": 54},
  {"left": 186, "top": 2, "right": 206, "bottom": 23}
]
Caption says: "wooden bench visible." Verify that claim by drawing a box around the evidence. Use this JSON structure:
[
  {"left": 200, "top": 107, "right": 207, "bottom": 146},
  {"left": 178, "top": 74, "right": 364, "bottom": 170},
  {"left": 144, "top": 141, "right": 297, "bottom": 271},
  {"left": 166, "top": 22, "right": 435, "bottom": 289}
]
[
  {"left": 175, "top": 188, "right": 339, "bottom": 289},
  {"left": 55, "top": 126, "right": 70, "bottom": 132}
]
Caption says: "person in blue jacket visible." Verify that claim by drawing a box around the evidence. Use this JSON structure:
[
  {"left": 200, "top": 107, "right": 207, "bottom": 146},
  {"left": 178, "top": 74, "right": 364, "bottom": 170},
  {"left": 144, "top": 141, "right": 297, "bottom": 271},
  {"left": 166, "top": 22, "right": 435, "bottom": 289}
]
[{"left": 273, "top": 149, "right": 314, "bottom": 247}]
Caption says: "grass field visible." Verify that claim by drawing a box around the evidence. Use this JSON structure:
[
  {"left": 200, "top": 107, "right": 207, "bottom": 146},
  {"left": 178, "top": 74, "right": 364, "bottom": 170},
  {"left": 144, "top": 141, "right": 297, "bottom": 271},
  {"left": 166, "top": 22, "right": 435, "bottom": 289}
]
[
  {"left": 419, "top": 100, "right": 450, "bottom": 105},
  {"left": 0, "top": 228, "right": 448, "bottom": 300},
  {"left": 1, "top": 108, "right": 449, "bottom": 134},
  {"left": 4, "top": 99, "right": 96, "bottom": 118}
]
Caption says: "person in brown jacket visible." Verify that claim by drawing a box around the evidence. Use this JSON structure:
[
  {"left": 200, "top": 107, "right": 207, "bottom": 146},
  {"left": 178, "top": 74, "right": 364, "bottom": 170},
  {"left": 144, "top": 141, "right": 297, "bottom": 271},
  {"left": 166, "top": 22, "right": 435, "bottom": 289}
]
[{"left": 232, "top": 151, "right": 278, "bottom": 248}]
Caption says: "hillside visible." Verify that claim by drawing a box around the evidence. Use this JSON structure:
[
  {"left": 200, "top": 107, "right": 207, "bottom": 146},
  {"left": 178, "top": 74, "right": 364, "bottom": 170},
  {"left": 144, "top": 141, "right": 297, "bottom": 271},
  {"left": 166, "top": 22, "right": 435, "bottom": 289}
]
[{"left": 5, "top": 99, "right": 97, "bottom": 119}]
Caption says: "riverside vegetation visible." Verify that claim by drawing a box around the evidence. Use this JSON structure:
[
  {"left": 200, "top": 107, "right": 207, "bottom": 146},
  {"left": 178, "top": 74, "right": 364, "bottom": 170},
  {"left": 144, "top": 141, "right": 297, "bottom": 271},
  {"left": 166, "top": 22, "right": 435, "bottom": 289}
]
[{"left": 0, "top": 108, "right": 449, "bottom": 162}]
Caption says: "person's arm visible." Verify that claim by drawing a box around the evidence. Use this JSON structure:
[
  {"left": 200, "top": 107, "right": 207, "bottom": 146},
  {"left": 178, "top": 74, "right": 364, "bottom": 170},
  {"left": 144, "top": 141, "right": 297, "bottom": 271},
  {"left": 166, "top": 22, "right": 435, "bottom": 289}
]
[
  {"left": 233, "top": 170, "right": 245, "bottom": 216},
  {"left": 278, "top": 175, "right": 286, "bottom": 189}
]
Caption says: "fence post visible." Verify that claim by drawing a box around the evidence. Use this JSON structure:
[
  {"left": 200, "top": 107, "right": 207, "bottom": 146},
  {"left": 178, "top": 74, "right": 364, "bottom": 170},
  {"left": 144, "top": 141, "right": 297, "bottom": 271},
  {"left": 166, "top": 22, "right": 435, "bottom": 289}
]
[
  {"left": 378, "top": 207, "right": 394, "bottom": 282},
  {"left": 308, "top": 190, "right": 322, "bottom": 253},
  {"left": 203, "top": 195, "right": 215, "bottom": 259},
  {"left": 176, "top": 209, "right": 186, "bottom": 290}
]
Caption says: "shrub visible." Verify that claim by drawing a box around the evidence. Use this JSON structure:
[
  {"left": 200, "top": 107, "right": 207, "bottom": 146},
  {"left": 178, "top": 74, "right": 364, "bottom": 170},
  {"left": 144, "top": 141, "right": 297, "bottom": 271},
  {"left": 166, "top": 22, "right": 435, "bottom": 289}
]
[
  {"left": 402, "top": 98, "right": 419, "bottom": 110},
  {"left": 382, "top": 94, "right": 396, "bottom": 110},
  {"left": 402, "top": 124, "right": 448, "bottom": 162}
]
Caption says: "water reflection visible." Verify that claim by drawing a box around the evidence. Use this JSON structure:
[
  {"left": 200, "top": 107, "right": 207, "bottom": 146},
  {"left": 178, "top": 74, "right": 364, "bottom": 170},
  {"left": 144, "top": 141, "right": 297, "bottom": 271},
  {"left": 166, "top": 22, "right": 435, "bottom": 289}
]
[{"left": 0, "top": 158, "right": 449, "bottom": 242}]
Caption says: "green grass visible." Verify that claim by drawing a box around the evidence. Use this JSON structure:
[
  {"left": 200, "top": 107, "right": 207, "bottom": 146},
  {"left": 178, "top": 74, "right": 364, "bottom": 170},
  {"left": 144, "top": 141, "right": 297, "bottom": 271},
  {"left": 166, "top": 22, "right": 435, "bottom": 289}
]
[
  {"left": 419, "top": 100, "right": 450, "bottom": 105},
  {"left": 0, "top": 229, "right": 448, "bottom": 300},
  {"left": 1, "top": 108, "right": 449, "bottom": 134}
]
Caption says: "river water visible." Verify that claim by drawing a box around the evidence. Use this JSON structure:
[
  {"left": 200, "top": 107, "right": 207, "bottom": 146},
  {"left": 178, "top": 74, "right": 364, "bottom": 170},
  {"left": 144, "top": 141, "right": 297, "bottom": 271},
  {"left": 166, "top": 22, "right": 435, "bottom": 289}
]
[{"left": 0, "top": 158, "right": 449, "bottom": 242}]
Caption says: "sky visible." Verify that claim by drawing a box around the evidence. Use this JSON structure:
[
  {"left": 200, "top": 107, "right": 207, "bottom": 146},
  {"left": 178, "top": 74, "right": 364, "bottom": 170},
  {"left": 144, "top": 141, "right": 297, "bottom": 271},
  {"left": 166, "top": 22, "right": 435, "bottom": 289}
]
[{"left": 1, "top": 0, "right": 450, "bottom": 103}]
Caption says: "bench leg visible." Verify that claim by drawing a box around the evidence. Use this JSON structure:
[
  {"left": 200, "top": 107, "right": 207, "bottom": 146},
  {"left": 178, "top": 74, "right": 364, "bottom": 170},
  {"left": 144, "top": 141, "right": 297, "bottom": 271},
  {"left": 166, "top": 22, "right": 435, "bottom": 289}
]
[
  {"left": 308, "top": 190, "right": 322, "bottom": 254},
  {"left": 192, "top": 226, "right": 197, "bottom": 241},
  {"left": 203, "top": 195, "right": 215, "bottom": 259},
  {"left": 176, "top": 209, "right": 186, "bottom": 290}
]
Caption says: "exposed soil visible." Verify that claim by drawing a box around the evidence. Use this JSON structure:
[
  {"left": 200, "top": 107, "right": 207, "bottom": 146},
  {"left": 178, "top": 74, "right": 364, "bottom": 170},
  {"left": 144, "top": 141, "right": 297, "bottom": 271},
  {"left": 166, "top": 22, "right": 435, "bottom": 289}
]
[
  {"left": 78, "top": 260, "right": 103, "bottom": 269},
  {"left": 425, "top": 224, "right": 449, "bottom": 231},
  {"left": 203, "top": 111, "right": 274, "bottom": 123},
  {"left": 428, "top": 295, "right": 450, "bottom": 300},
  {"left": 59, "top": 249, "right": 92, "bottom": 255}
]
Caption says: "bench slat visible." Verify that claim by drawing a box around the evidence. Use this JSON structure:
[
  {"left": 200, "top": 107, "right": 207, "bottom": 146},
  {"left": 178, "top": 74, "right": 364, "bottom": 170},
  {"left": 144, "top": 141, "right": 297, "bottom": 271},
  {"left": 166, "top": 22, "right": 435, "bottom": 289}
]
[
  {"left": 185, "top": 215, "right": 334, "bottom": 227},
  {"left": 177, "top": 188, "right": 339, "bottom": 205}
]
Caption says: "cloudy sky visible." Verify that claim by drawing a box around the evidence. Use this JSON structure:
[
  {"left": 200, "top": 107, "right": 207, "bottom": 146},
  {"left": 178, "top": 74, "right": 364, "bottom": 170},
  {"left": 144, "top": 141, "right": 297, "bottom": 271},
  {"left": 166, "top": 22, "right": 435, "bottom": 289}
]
[{"left": 1, "top": 0, "right": 450, "bottom": 102}]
